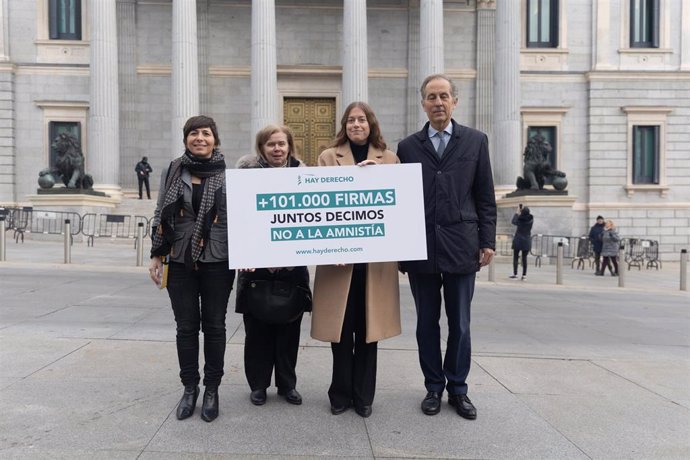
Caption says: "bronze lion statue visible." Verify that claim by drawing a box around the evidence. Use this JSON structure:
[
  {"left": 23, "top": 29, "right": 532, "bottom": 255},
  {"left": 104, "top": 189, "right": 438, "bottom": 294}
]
[
  {"left": 516, "top": 134, "right": 566, "bottom": 190},
  {"left": 38, "top": 133, "right": 94, "bottom": 190}
]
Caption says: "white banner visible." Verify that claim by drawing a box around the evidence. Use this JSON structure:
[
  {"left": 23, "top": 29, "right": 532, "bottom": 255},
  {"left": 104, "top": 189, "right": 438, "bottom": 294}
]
[{"left": 225, "top": 164, "right": 427, "bottom": 269}]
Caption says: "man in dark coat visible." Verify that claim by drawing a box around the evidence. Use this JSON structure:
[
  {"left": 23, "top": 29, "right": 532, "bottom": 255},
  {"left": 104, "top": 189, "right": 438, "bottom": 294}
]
[
  {"left": 397, "top": 74, "right": 496, "bottom": 420},
  {"left": 135, "top": 156, "right": 153, "bottom": 199},
  {"left": 588, "top": 215, "right": 605, "bottom": 275}
]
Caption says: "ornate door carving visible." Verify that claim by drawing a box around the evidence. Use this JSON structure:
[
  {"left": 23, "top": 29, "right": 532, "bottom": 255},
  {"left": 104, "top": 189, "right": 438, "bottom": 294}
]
[{"left": 283, "top": 98, "right": 336, "bottom": 166}]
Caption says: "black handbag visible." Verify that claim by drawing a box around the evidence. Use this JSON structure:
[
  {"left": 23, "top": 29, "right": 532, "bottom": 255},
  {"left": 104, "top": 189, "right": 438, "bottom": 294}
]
[{"left": 237, "top": 279, "right": 311, "bottom": 324}]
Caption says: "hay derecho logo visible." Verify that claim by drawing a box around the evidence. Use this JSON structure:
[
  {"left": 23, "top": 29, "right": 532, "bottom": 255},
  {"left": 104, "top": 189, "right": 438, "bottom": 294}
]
[{"left": 298, "top": 173, "right": 354, "bottom": 186}]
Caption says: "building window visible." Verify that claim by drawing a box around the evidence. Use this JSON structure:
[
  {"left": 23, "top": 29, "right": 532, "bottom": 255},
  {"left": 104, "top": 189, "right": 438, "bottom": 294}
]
[
  {"left": 526, "top": 0, "right": 558, "bottom": 48},
  {"left": 630, "top": 0, "right": 659, "bottom": 48},
  {"left": 632, "top": 126, "right": 659, "bottom": 184},
  {"left": 49, "top": 121, "right": 81, "bottom": 169},
  {"left": 49, "top": 0, "right": 82, "bottom": 40},
  {"left": 621, "top": 106, "right": 670, "bottom": 197},
  {"left": 527, "top": 126, "right": 557, "bottom": 184}
]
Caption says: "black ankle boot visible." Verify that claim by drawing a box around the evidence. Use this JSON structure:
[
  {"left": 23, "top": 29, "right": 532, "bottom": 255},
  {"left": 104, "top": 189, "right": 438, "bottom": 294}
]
[
  {"left": 176, "top": 385, "right": 199, "bottom": 420},
  {"left": 200, "top": 386, "right": 219, "bottom": 422}
]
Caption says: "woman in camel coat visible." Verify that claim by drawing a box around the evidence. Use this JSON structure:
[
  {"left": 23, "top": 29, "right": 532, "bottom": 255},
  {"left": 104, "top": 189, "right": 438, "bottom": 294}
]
[{"left": 311, "top": 101, "right": 401, "bottom": 418}]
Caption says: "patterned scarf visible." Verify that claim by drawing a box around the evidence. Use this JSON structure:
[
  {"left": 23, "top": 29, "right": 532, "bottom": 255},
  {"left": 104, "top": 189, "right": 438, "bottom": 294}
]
[{"left": 151, "top": 149, "right": 226, "bottom": 269}]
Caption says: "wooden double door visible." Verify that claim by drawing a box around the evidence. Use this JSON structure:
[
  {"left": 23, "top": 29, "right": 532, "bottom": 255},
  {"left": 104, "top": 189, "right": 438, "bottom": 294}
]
[{"left": 283, "top": 98, "right": 336, "bottom": 166}]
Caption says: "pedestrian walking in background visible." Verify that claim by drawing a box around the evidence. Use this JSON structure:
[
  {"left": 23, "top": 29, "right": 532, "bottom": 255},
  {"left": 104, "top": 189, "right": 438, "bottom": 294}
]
[
  {"left": 600, "top": 219, "right": 621, "bottom": 276},
  {"left": 510, "top": 205, "right": 533, "bottom": 280},
  {"left": 589, "top": 215, "right": 605, "bottom": 275}
]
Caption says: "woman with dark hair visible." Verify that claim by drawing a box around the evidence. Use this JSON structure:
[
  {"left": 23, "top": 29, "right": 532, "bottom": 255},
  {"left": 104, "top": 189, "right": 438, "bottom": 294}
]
[
  {"left": 234, "top": 125, "right": 312, "bottom": 407},
  {"left": 509, "top": 205, "right": 533, "bottom": 280},
  {"left": 148, "top": 115, "right": 235, "bottom": 423},
  {"left": 311, "top": 102, "right": 401, "bottom": 418}
]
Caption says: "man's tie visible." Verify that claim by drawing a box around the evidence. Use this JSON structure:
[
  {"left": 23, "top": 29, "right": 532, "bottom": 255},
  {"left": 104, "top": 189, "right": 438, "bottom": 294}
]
[{"left": 435, "top": 132, "right": 446, "bottom": 158}]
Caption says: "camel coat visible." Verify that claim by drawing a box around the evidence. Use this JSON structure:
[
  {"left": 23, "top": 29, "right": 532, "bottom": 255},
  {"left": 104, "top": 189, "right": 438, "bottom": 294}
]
[{"left": 310, "top": 143, "right": 402, "bottom": 344}]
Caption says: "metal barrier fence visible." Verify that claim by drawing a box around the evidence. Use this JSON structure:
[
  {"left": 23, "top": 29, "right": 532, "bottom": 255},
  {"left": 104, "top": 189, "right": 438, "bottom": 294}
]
[
  {"left": 3, "top": 206, "right": 33, "bottom": 243},
  {"left": 82, "top": 213, "right": 150, "bottom": 246},
  {"left": 530, "top": 234, "right": 579, "bottom": 267},
  {"left": 28, "top": 210, "right": 82, "bottom": 240},
  {"left": 623, "top": 238, "right": 661, "bottom": 270}
]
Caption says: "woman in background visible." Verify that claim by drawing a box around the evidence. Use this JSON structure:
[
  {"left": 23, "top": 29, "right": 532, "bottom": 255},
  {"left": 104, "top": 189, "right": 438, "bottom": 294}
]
[
  {"left": 600, "top": 219, "right": 620, "bottom": 276},
  {"left": 509, "top": 205, "right": 533, "bottom": 280}
]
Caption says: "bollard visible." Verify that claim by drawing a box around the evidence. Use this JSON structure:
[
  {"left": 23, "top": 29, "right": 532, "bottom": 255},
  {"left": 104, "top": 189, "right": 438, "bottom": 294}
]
[
  {"left": 64, "top": 219, "right": 71, "bottom": 264},
  {"left": 0, "top": 217, "right": 6, "bottom": 261},
  {"left": 556, "top": 242, "right": 563, "bottom": 285},
  {"left": 136, "top": 222, "right": 144, "bottom": 267},
  {"left": 618, "top": 245, "right": 625, "bottom": 288},
  {"left": 488, "top": 256, "right": 495, "bottom": 282},
  {"left": 681, "top": 249, "right": 688, "bottom": 291}
]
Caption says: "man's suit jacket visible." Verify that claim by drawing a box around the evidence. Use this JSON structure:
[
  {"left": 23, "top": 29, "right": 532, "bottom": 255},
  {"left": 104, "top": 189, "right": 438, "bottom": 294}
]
[{"left": 397, "top": 119, "right": 496, "bottom": 274}]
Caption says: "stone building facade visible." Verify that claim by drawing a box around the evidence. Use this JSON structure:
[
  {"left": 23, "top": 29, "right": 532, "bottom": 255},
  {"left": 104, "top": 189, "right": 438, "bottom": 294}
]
[{"left": 0, "top": 0, "right": 688, "bottom": 259}]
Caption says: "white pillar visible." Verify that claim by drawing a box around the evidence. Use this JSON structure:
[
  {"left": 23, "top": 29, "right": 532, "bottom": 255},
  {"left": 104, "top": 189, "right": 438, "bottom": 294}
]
[
  {"left": 419, "top": 0, "right": 444, "bottom": 125},
  {"left": 476, "top": 1, "right": 496, "bottom": 165},
  {"left": 251, "top": 0, "right": 279, "bottom": 140},
  {"left": 681, "top": 0, "right": 690, "bottom": 71},
  {"left": 594, "top": 0, "right": 614, "bottom": 70},
  {"left": 89, "top": 0, "right": 121, "bottom": 199},
  {"left": 172, "top": 0, "right": 199, "bottom": 156},
  {"left": 493, "top": 0, "right": 521, "bottom": 191},
  {"left": 0, "top": 0, "right": 9, "bottom": 62},
  {"left": 342, "top": 0, "right": 368, "bottom": 106}
]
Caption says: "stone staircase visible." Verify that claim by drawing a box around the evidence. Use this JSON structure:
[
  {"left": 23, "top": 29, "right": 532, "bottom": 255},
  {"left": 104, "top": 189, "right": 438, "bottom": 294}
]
[{"left": 114, "top": 189, "right": 157, "bottom": 220}]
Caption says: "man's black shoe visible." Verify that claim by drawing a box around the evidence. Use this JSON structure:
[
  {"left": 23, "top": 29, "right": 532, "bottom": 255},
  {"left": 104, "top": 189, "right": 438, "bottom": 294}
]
[
  {"left": 277, "top": 388, "right": 302, "bottom": 405},
  {"left": 250, "top": 389, "right": 267, "bottom": 406},
  {"left": 448, "top": 394, "right": 477, "bottom": 420},
  {"left": 421, "top": 391, "right": 441, "bottom": 415}
]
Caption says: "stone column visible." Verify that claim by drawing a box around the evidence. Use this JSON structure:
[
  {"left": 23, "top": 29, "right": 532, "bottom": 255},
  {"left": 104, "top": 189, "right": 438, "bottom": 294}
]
[
  {"left": 251, "top": 0, "right": 279, "bottom": 140},
  {"left": 342, "top": 0, "right": 368, "bottom": 106},
  {"left": 475, "top": 1, "right": 496, "bottom": 165},
  {"left": 89, "top": 0, "right": 121, "bottom": 199},
  {"left": 0, "top": 0, "right": 13, "bottom": 202},
  {"left": 419, "top": 0, "right": 444, "bottom": 125},
  {"left": 594, "top": 0, "right": 614, "bottom": 70},
  {"left": 172, "top": 0, "right": 199, "bottom": 156},
  {"left": 0, "top": 0, "right": 8, "bottom": 62},
  {"left": 493, "top": 0, "right": 521, "bottom": 192},
  {"left": 681, "top": 0, "right": 690, "bottom": 71},
  {"left": 117, "top": 0, "right": 137, "bottom": 189},
  {"left": 197, "top": 0, "right": 210, "bottom": 114},
  {"left": 405, "top": 0, "right": 420, "bottom": 134}
]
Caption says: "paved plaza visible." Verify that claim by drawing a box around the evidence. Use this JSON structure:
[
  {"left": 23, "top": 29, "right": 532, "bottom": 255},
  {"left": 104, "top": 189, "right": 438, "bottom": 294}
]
[{"left": 0, "top": 238, "right": 688, "bottom": 459}]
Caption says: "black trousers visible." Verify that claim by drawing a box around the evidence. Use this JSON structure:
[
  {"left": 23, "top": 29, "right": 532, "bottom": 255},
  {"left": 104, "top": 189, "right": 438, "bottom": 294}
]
[
  {"left": 593, "top": 251, "right": 602, "bottom": 272},
  {"left": 512, "top": 249, "right": 528, "bottom": 276},
  {"left": 138, "top": 175, "right": 150, "bottom": 198},
  {"left": 602, "top": 256, "right": 619, "bottom": 274},
  {"left": 243, "top": 313, "right": 303, "bottom": 391},
  {"left": 408, "top": 272, "right": 475, "bottom": 395},
  {"left": 166, "top": 261, "right": 235, "bottom": 387},
  {"left": 329, "top": 265, "right": 378, "bottom": 408}
]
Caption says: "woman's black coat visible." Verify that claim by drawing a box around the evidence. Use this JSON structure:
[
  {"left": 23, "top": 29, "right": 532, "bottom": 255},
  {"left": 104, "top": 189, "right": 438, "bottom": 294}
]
[{"left": 511, "top": 212, "right": 533, "bottom": 252}]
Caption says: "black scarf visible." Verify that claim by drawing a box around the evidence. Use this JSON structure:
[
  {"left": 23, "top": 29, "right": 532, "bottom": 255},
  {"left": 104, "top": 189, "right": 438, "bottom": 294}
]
[{"left": 151, "top": 149, "right": 226, "bottom": 268}]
